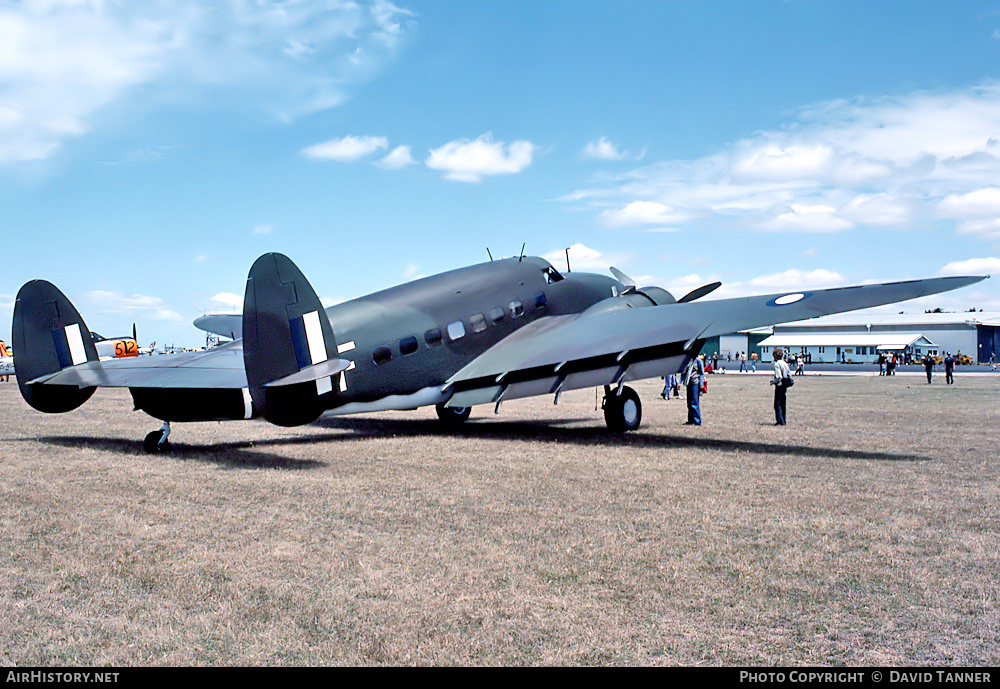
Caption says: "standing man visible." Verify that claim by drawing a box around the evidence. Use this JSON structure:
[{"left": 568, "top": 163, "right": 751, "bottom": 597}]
[
  {"left": 770, "top": 348, "right": 792, "bottom": 425},
  {"left": 922, "top": 353, "right": 935, "bottom": 384},
  {"left": 684, "top": 355, "right": 705, "bottom": 426},
  {"left": 944, "top": 353, "right": 955, "bottom": 385}
]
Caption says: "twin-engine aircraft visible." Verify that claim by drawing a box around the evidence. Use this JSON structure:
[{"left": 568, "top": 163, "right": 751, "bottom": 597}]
[{"left": 12, "top": 252, "right": 986, "bottom": 452}]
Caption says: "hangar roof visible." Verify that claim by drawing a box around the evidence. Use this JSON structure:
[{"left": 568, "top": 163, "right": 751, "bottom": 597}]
[
  {"left": 758, "top": 332, "right": 935, "bottom": 350},
  {"left": 776, "top": 310, "right": 1000, "bottom": 329}
]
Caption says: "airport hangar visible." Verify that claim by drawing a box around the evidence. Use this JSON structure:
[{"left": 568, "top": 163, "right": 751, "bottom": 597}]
[{"left": 701, "top": 311, "right": 1000, "bottom": 365}]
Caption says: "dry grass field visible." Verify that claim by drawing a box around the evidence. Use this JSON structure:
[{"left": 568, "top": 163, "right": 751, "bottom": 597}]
[{"left": 1, "top": 371, "right": 998, "bottom": 666}]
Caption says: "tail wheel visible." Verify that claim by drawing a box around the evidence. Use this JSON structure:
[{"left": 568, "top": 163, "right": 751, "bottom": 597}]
[
  {"left": 604, "top": 386, "right": 642, "bottom": 432},
  {"left": 436, "top": 403, "right": 472, "bottom": 425},
  {"left": 143, "top": 430, "right": 170, "bottom": 454},
  {"left": 143, "top": 422, "right": 171, "bottom": 453}
]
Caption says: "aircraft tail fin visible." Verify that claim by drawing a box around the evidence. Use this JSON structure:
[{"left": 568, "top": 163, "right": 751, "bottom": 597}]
[
  {"left": 12, "top": 280, "right": 99, "bottom": 413},
  {"left": 242, "top": 253, "right": 347, "bottom": 426}
]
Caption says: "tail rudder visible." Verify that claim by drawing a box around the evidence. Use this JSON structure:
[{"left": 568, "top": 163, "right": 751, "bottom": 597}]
[
  {"left": 12, "top": 280, "right": 99, "bottom": 413},
  {"left": 242, "top": 253, "right": 348, "bottom": 426}
]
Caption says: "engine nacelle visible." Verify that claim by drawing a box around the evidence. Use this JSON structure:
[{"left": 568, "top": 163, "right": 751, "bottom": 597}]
[
  {"left": 580, "top": 286, "right": 677, "bottom": 318},
  {"left": 130, "top": 388, "right": 257, "bottom": 423}
]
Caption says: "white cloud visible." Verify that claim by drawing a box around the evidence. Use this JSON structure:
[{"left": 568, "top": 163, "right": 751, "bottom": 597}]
[
  {"left": 426, "top": 133, "right": 535, "bottom": 182},
  {"left": 253, "top": 223, "right": 273, "bottom": 235},
  {"left": 565, "top": 84, "right": 1000, "bottom": 241},
  {"left": 761, "top": 204, "right": 855, "bottom": 233},
  {"left": 83, "top": 290, "right": 181, "bottom": 320},
  {"left": 542, "top": 243, "right": 635, "bottom": 273},
  {"left": 748, "top": 269, "right": 846, "bottom": 291},
  {"left": 379, "top": 145, "right": 416, "bottom": 169},
  {"left": 301, "top": 135, "right": 389, "bottom": 162},
  {"left": 583, "top": 137, "right": 626, "bottom": 161},
  {"left": 839, "top": 194, "right": 914, "bottom": 226},
  {"left": 402, "top": 263, "right": 425, "bottom": 281},
  {"left": 0, "top": 1, "right": 415, "bottom": 165},
  {"left": 939, "top": 257, "right": 1000, "bottom": 276},
  {"left": 598, "top": 200, "right": 689, "bottom": 228},
  {"left": 210, "top": 292, "right": 244, "bottom": 309},
  {"left": 731, "top": 143, "right": 835, "bottom": 183},
  {"left": 155, "top": 309, "right": 184, "bottom": 322}
]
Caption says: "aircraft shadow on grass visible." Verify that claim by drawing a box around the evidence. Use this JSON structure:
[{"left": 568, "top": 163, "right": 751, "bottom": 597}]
[
  {"left": 316, "top": 415, "right": 932, "bottom": 463},
  {"left": 33, "top": 415, "right": 930, "bottom": 468}
]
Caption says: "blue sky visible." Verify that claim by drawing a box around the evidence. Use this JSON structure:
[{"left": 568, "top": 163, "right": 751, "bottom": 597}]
[{"left": 3, "top": 0, "right": 1000, "bottom": 348}]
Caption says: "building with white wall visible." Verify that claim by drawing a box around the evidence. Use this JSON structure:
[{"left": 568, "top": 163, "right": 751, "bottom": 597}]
[{"left": 752, "top": 311, "right": 1000, "bottom": 364}]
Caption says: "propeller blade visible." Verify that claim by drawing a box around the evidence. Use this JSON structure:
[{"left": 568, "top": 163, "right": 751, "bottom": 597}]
[
  {"left": 677, "top": 281, "right": 722, "bottom": 303},
  {"left": 610, "top": 267, "right": 636, "bottom": 287}
]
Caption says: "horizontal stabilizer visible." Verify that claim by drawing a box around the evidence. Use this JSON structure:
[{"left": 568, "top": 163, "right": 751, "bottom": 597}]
[
  {"left": 193, "top": 313, "right": 243, "bottom": 340},
  {"left": 265, "top": 358, "right": 352, "bottom": 387},
  {"left": 29, "top": 340, "right": 249, "bottom": 389}
]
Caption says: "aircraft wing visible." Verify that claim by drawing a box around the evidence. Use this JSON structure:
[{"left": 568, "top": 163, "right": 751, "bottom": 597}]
[
  {"left": 30, "top": 340, "right": 250, "bottom": 389},
  {"left": 443, "top": 274, "right": 987, "bottom": 408}
]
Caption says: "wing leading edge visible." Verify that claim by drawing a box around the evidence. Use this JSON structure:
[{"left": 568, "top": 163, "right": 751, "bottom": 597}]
[{"left": 444, "top": 274, "right": 988, "bottom": 408}]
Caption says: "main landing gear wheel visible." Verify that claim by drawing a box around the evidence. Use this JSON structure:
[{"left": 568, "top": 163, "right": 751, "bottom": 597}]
[
  {"left": 143, "top": 422, "right": 171, "bottom": 454},
  {"left": 603, "top": 385, "right": 642, "bottom": 432},
  {"left": 436, "top": 403, "right": 471, "bottom": 426}
]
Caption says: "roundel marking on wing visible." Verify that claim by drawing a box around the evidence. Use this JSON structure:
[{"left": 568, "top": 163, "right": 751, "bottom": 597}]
[{"left": 767, "top": 292, "right": 810, "bottom": 307}]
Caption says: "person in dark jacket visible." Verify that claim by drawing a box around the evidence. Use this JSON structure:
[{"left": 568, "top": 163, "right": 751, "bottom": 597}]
[
  {"left": 922, "top": 353, "right": 935, "bottom": 384},
  {"left": 944, "top": 353, "right": 955, "bottom": 385}
]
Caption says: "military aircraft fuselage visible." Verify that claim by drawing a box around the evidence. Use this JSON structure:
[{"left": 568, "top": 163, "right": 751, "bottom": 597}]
[
  {"left": 322, "top": 256, "right": 624, "bottom": 411},
  {"left": 13, "top": 249, "right": 985, "bottom": 451}
]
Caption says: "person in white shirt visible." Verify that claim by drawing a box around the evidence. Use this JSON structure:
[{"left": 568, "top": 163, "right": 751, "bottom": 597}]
[{"left": 770, "top": 348, "right": 792, "bottom": 425}]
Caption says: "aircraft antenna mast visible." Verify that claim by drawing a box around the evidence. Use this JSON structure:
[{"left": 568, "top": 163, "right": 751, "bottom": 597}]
[
  {"left": 565, "top": 247, "right": 571, "bottom": 272},
  {"left": 486, "top": 248, "right": 494, "bottom": 262},
  {"left": 518, "top": 243, "right": 525, "bottom": 262}
]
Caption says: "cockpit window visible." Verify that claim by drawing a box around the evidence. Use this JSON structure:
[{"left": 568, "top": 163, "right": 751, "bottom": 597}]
[{"left": 543, "top": 266, "right": 564, "bottom": 284}]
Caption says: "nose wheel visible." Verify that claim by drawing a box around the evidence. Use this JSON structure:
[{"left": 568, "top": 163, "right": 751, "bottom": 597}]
[
  {"left": 143, "top": 422, "right": 171, "bottom": 453},
  {"left": 603, "top": 385, "right": 642, "bottom": 432}
]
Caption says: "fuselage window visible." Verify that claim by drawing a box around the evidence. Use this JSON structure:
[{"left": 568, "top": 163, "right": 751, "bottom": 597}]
[
  {"left": 543, "top": 266, "right": 564, "bottom": 284},
  {"left": 399, "top": 335, "right": 418, "bottom": 356},
  {"left": 424, "top": 328, "right": 443, "bottom": 346},
  {"left": 372, "top": 345, "right": 392, "bottom": 365},
  {"left": 488, "top": 306, "right": 505, "bottom": 324},
  {"left": 470, "top": 313, "right": 487, "bottom": 333},
  {"left": 447, "top": 320, "right": 466, "bottom": 341},
  {"left": 509, "top": 300, "right": 523, "bottom": 318},
  {"left": 534, "top": 292, "right": 546, "bottom": 309}
]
